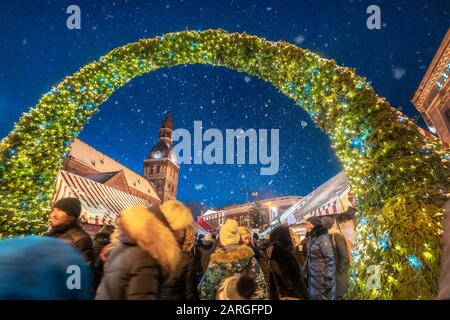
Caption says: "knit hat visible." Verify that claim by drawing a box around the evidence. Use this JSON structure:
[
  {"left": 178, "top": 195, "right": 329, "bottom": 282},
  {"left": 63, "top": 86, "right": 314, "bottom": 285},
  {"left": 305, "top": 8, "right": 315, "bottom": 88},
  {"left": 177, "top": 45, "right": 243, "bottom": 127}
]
[
  {"left": 159, "top": 200, "right": 194, "bottom": 231},
  {"left": 321, "top": 216, "right": 335, "bottom": 230},
  {"left": 219, "top": 219, "right": 240, "bottom": 246},
  {"left": 52, "top": 197, "right": 82, "bottom": 219},
  {"left": 306, "top": 216, "right": 322, "bottom": 227}
]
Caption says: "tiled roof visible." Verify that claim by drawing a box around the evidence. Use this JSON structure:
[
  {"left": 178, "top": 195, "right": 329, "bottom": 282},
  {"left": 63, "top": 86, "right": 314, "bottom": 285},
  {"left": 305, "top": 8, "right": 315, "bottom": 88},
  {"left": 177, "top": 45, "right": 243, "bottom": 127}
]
[{"left": 68, "top": 139, "right": 160, "bottom": 201}]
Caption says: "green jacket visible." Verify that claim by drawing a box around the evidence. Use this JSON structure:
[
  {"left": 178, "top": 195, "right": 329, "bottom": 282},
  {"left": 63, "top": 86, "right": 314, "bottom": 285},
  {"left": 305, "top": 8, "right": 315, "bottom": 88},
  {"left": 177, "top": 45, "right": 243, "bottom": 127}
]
[{"left": 200, "top": 245, "right": 268, "bottom": 300}]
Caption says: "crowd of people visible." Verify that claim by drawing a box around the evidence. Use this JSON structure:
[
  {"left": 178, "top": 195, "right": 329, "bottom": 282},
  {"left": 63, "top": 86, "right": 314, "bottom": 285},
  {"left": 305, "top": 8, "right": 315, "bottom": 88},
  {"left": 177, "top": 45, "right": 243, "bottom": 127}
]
[{"left": 0, "top": 197, "right": 353, "bottom": 300}]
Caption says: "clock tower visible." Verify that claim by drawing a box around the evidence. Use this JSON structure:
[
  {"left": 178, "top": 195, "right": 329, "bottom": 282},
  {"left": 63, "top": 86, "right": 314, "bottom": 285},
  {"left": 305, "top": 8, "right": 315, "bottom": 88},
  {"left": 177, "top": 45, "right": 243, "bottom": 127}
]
[{"left": 143, "top": 112, "right": 179, "bottom": 202}]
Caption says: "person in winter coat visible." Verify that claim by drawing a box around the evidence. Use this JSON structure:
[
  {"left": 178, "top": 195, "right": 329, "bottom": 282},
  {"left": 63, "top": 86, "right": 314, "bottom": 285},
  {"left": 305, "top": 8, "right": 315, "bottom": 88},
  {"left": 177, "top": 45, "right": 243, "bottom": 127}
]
[
  {"left": 0, "top": 236, "right": 92, "bottom": 300},
  {"left": 200, "top": 219, "right": 269, "bottom": 300},
  {"left": 253, "top": 232, "right": 260, "bottom": 248},
  {"left": 321, "top": 216, "right": 349, "bottom": 300},
  {"left": 45, "top": 197, "right": 94, "bottom": 266},
  {"left": 96, "top": 201, "right": 193, "bottom": 300},
  {"left": 257, "top": 235, "right": 272, "bottom": 285},
  {"left": 239, "top": 226, "right": 261, "bottom": 261},
  {"left": 289, "top": 228, "right": 306, "bottom": 267},
  {"left": 195, "top": 233, "right": 215, "bottom": 280},
  {"left": 161, "top": 224, "right": 198, "bottom": 300},
  {"left": 306, "top": 216, "right": 336, "bottom": 300},
  {"left": 92, "top": 225, "right": 115, "bottom": 289},
  {"left": 268, "top": 225, "right": 309, "bottom": 300}
]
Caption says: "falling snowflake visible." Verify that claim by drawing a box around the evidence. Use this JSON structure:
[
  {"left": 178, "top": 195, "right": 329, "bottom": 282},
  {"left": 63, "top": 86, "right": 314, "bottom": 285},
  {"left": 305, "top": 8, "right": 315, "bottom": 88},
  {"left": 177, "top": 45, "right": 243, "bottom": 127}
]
[
  {"left": 244, "top": 76, "right": 251, "bottom": 83},
  {"left": 392, "top": 67, "right": 406, "bottom": 80},
  {"left": 301, "top": 120, "right": 308, "bottom": 128},
  {"left": 194, "top": 184, "right": 204, "bottom": 190},
  {"left": 294, "top": 35, "right": 305, "bottom": 45}
]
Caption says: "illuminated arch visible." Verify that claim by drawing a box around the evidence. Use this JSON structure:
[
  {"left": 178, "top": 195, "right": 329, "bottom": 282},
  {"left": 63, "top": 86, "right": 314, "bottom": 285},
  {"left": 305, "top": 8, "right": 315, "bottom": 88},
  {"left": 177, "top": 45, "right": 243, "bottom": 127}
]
[{"left": 0, "top": 29, "right": 449, "bottom": 299}]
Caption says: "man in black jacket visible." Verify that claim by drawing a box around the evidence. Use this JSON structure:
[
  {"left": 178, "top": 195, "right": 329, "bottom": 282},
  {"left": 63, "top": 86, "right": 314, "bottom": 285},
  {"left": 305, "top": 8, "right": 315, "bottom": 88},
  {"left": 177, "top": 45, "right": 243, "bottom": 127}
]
[
  {"left": 321, "top": 216, "right": 349, "bottom": 300},
  {"left": 45, "top": 197, "right": 94, "bottom": 266}
]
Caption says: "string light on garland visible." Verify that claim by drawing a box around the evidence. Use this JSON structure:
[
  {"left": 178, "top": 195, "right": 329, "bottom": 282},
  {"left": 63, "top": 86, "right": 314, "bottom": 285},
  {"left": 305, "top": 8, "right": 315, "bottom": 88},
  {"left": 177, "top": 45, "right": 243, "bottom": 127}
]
[
  {"left": 0, "top": 29, "right": 448, "bottom": 300},
  {"left": 379, "top": 231, "right": 390, "bottom": 250},
  {"left": 407, "top": 255, "right": 423, "bottom": 269}
]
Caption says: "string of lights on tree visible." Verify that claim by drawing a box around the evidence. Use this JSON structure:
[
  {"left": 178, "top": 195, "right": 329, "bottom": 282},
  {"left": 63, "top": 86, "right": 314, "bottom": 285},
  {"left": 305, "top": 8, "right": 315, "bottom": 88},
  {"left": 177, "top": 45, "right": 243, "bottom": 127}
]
[{"left": 0, "top": 29, "right": 449, "bottom": 299}]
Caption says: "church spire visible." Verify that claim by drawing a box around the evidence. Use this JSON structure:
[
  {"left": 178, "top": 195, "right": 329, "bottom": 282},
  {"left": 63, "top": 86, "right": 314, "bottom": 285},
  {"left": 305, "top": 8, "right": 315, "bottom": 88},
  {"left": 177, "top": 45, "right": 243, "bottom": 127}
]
[{"left": 158, "top": 111, "right": 173, "bottom": 146}]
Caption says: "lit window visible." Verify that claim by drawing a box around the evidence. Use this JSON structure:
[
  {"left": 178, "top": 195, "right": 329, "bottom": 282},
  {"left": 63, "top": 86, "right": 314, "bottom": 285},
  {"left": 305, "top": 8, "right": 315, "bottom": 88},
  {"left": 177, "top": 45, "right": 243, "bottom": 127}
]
[
  {"left": 442, "top": 73, "right": 449, "bottom": 83},
  {"left": 437, "top": 81, "right": 443, "bottom": 90}
]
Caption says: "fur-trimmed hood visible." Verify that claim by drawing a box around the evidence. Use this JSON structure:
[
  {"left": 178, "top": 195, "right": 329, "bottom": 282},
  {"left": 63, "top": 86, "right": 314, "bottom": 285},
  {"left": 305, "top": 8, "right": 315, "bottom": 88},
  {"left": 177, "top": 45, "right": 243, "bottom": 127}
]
[
  {"left": 119, "top": 205, "right": 191, "bottom": 275},
  {"left": 210, "top": 244, "right": 254, "bottom": 265},
  {"left": 175, "top": 224, "right": 195, "bottom": 252}
]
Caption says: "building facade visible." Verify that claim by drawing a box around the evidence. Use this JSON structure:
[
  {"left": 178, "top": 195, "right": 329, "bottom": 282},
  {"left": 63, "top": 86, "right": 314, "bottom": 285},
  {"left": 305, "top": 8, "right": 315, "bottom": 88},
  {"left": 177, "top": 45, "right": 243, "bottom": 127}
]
[
  {"left": 56, "top": 113, "right": 182, "bottom": 234},
  {"left": 201, "top": 196, "right": 303, "bottom": 229},
  {"left": 412, "top": 28, "right": 450, "bottom": 144},
  {"left": 143, "top": 112, "right": 179, "bottom": 202},
  {"left": 62, "top": 139, "right": 161, "bottom": 205}
]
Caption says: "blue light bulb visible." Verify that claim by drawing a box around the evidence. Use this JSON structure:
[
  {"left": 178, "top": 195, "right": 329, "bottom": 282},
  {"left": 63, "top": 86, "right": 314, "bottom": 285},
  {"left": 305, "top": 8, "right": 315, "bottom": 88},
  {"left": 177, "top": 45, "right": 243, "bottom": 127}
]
[{"left": 407, "top": 255, "right": 422, "bottom": 269}]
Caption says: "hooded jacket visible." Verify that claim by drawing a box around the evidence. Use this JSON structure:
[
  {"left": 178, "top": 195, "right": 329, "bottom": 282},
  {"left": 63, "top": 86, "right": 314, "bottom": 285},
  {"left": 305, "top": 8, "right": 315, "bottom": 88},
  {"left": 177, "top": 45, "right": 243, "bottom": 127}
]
[
  {"left": 307, "top": 225, "right": 336, "bottom": 300},
  {"left": 160, "top": 226, "right": 198, "bottom": 300},
  {"left": 200, "top": 244, "right": 269, "bottom": 300},
  {"left": 95, "top": 205, "right": 187, "bottom": 300},
  {"left": 268, "top": 226, "right": 309, "bottom": 300}
]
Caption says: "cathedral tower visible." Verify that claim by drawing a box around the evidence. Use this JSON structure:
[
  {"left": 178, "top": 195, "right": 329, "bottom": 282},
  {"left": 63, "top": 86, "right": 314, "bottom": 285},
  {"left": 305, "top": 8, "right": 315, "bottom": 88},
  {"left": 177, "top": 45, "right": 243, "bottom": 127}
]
[{"left": 143, "top": 112, "right": 179, "bottom": 202}]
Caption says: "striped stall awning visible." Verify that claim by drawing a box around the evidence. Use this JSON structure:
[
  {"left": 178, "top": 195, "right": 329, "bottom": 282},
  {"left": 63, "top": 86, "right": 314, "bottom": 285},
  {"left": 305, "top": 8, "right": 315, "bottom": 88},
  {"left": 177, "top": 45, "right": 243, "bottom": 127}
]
[
  {"left": 53, "top": 170, "right": 151, "bottom": 225},
  {"left": 306, "top": 191, "right": 355, "bottom": 218}
]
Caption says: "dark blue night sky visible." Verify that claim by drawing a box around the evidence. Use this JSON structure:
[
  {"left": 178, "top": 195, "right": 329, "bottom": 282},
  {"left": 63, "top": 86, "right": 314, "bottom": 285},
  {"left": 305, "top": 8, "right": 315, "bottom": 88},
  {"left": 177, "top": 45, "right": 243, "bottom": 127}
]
[{"left": 0, "top": 1, "right": 449, "bottom": 208}]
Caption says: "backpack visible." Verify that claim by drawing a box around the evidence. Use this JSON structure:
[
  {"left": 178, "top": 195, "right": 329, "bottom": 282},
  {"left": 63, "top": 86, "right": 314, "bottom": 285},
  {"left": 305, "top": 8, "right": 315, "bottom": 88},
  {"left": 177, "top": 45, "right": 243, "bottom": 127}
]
[{"left": 215, "top": 258, "right": 257, "bottom": 300}]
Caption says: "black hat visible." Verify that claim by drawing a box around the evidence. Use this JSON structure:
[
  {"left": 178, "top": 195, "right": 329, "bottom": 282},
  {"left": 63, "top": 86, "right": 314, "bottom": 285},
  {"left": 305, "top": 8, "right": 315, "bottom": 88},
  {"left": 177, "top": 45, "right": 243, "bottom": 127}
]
[
  {"left": 52, "top": 198, "right": 81, "bottom": 219},
  {"left": 307, "top": 216, "right": 322, "bottom": 227},
  {"left": 321, "top": 216, "right": 335, "bottom": 230}
]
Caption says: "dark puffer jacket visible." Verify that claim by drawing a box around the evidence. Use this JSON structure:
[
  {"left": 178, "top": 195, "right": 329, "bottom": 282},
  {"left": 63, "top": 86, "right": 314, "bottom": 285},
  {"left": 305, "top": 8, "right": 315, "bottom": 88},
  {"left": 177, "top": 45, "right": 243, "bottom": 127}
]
[
  {"left": 45, "top": 222, "right": 94, "bottom": 266},
  {"left": 307, "top": 225, "right": 336, "bottom": 300},
  {"left": 268, "top": 226, "right": 309, "bottom": 300},
  {"left": 328, "top": 231, "right": 349, "bottom": 299},
  {"left": 161, "top": 226, "right": 198, "bottom": 300},
  {"left": 95, "top": 206, "right": 183, "bottom": 300}
]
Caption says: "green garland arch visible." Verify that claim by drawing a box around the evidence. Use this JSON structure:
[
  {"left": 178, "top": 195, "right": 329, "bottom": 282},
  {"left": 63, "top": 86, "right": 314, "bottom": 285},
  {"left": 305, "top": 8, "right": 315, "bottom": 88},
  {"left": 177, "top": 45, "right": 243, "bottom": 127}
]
[{"left": 0, "top": 29, "right": 449, "bottom": 299}]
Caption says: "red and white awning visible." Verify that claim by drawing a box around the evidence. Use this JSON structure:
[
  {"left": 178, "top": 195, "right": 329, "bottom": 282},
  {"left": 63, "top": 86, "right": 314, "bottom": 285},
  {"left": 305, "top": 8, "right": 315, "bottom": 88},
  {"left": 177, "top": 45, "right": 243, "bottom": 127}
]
[
  {"left": 53, "top": 170, "right": 151, "bottom": 225},
  {"left": 306, "top": 191, "right": 355, "bottom": 218}
]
